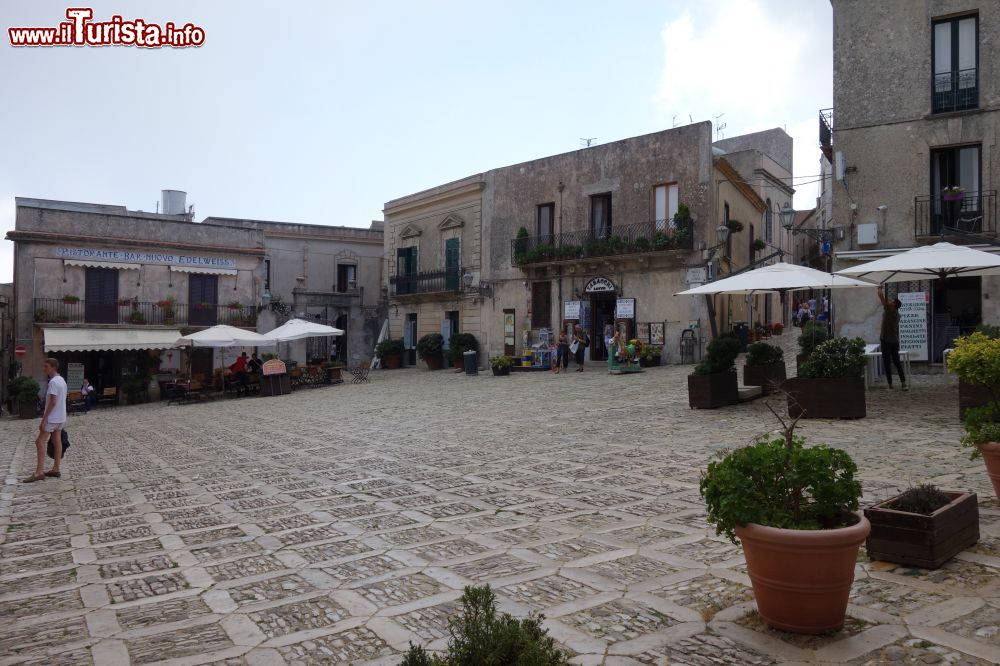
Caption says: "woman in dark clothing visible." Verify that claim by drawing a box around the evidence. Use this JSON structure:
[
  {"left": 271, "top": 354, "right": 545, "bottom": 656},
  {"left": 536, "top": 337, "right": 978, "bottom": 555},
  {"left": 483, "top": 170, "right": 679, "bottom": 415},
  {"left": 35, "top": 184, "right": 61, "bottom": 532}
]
[
  {"left": 555, "top": 329, "right": 570, "bottom": 373},
  {"left": 878, "top": 286, "right": 907, "bottom": 391},
  {"left": 572, "top": 324, "right": 589, "bottom": 372}
]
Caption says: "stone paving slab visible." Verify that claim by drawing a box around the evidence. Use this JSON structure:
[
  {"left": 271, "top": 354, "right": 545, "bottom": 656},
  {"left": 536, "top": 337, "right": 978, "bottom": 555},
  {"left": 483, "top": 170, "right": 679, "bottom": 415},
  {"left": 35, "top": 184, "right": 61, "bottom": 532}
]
[{"left": 2, "top": 347, "right": 999, "bottom": 664}]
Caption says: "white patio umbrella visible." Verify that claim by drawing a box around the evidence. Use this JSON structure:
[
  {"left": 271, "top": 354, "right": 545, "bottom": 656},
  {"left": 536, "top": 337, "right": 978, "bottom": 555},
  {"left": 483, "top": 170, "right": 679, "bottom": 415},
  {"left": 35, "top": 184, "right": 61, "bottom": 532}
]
[
  {"left": 371, "top": 318, "right": 390, "bottom": 369},
  {"left": 675, "top": 262, "right": 873, "bottom": 296},
  {"left": 176, "top": 324, "right": 277, "bottom": 347},
  {"left": 265, "top": 318, "right": 344, "bottom": 341},
  {"left": 835, "top": 241, "right": 1000, "bottom": 284}
]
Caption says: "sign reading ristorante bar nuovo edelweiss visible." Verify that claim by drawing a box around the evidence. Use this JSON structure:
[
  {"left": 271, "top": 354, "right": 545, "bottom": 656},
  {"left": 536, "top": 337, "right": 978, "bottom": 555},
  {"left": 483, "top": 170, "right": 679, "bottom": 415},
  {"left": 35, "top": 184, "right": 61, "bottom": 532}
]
[{"left": 56, "top": 247, "right": 237, "bottom": 269}]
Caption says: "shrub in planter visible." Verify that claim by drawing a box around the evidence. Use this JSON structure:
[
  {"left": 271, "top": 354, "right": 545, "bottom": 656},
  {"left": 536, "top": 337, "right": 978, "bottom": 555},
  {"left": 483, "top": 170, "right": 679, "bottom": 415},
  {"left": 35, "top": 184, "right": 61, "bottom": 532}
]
[
  {"left": 9, "top": 376, "right": 41, "bottom": 418},
  {"left": 417, "top": 333, "right": 444, "bottom": 370},
  {"left": 688, "top": 333, "right": 740, "bottom": 409},
  {"left": 489, "top": 355, "right": 512, "bottom": 376},
  {"left": 772, "top": 322, "right": 784, "bottom": 335},
  {"left": 948, "top": 331, "right": 1000, "bottom": 500},
  {"left": 375, "top": 338, "right": 405, "bottom": 369},
  {"left": 62, "top": 294, "right": 79, "bottom": 304},
  {"left": 700, "top": 404, "right": 867, "bottom": 634},
  {"left": 797, "top": 320, "right": 830, "bottom": 370},
  {"left": 448, "top": 333, "right": 478, "bottom": 367},
  {"left": 787, "top": 337, "right": 866, "bottom": 419},
  {"left": 744, "top": 342, "right": 785, "bottom": 395},
  {"left": 641, "top": 344, "right": 663, "bottom": 367},
  {"left": 864, "top": 484, "right": 979, "bottom": 569},
  {"left": 399, "top": 585, "right": 568, "bottom": 665}
]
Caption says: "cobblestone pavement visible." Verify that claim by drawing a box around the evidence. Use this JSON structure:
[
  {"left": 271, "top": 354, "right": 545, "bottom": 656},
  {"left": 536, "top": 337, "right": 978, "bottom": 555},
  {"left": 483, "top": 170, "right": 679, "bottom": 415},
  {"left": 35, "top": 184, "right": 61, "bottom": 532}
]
[{"left": 2, "top": 344, "right": 999, "bottom": 665}]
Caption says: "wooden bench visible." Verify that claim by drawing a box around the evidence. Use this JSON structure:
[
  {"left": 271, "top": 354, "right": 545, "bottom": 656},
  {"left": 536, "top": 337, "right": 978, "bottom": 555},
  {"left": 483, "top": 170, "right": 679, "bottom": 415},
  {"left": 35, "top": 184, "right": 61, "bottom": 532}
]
[
  {"left": 67, "top": 391, "right": 88, "bottom": 414},
  {"left": 97, "top": 387, "right": 117, "bottom": 407}
]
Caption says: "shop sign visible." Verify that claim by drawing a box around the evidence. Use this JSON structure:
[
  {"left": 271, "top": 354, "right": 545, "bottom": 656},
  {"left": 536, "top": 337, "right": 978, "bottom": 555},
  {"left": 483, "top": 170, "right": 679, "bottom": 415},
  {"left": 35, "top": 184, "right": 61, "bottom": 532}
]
[
  {"left": 563, "top": 301, "right": 581, "bottom": 320},
  {"left": 67, "top": 362, "right": 84, "bottom": 389},
  {"left": 615, "top": 298, "right": 635, "bottom": 319},
  {"left": 56, "top": 247, "right": 237, "bottom": 269},
  {"left": 584, "top": 277, "right": 616, "bottom": 293},
  {"left": 262, "top": 359, "right": 287, "bottom": 376},
  {"left": 898, "top": 292, "right": 929, "bottom": 362}
]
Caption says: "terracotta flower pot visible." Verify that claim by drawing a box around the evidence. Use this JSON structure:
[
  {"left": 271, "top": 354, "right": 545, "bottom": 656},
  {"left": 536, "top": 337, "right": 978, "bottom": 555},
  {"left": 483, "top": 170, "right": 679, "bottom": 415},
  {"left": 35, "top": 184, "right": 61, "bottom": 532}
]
[
  {"left": 383, "top": 354, "right": 402, "bottom": 369},
  {"left": 735, "top": 514, "right": 870, "bottom": 634},
  {"left": 423, "top": 355, "right": 443, "bottom": 371},
  {"left": 978, "top": 442, "right": 1000, "bottom": 500}
]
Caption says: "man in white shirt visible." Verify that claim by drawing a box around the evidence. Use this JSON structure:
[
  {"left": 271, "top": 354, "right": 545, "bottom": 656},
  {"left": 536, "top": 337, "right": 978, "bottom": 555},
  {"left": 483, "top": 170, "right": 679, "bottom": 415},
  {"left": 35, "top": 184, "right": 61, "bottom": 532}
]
[{"left": 22, "top": 358, "right": 68, "bottom": 483}]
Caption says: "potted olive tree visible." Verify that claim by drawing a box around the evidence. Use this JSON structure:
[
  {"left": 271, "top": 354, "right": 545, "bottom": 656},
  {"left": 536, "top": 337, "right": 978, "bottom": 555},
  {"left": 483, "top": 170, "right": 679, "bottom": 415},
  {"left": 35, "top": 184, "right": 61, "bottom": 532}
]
[
  {"left": 947, "top": 331, "right": 1000, "bottom": 500},
  {"left": 743, "top": 342, "right": 785, "bottom": 395},
  {"left": 687, "top": 333, "right": 740, "bottom": 409},
  {"left": 375, "top": 338, "right": 405, "bottom": 369},
  {"left": 417, "top": 333, "right": 444, "bottom": 371},
  {"left": 448, "top": 333, "right": 478, "bottom": 369},
  {"left": 785, "top": 337, "right": 866, "bottom": 419},
  {"left": 700, "top": 400, "right": 868, "bottom": 634}
]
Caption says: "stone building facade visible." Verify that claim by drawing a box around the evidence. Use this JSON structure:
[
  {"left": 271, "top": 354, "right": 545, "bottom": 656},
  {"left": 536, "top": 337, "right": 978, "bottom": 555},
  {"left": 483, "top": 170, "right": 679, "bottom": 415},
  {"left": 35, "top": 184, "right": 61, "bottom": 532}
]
[
  {"left": 0, "top": 282, "right": 12, "bottom": 410},
  {"left": 829, "top": 0, "right": 1000, "bottom": 361},
  {"left": 384, "top": 122, "right": 791, "bottom": 364}
]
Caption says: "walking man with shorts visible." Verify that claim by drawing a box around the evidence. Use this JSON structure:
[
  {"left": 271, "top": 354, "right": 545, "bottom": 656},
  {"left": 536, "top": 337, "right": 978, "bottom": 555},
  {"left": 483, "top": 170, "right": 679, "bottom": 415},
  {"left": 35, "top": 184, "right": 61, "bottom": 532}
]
[
  {"left": 22, "top": 358, "right": 68, "bottom": 483},
  {"left": 877, "top": 286, "right": 908, "bottom": 391}
]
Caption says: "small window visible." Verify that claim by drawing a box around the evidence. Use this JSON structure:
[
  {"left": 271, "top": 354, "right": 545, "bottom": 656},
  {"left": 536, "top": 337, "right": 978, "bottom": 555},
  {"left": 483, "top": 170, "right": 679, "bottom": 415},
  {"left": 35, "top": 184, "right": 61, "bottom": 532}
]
[
  {"left": 591, "top": 193, "right": 612, "bottom": 239},
  {"left": 932, "top": 15, "right": 978, "bottom": 113},
  {"left": 337, "top": 264, "right": 357, "bottom": 293},
  {"left": 531, "top": 281, "right": 552, "bottom": 329},
  {"left": 653, "top": 184, "right": 679, "bottom": 230},
  {"left": 264, "top": 259, "right": 271, "bottom": 291},
  {"left": 537, "top": 203, "right": 554, "bottom": 239}
]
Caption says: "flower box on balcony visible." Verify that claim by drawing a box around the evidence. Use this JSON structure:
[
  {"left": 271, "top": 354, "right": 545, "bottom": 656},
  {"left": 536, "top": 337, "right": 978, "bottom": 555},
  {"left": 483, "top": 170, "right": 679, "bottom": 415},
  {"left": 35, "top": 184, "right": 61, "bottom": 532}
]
[{"left": 62, "top": 295, "right": 80, "bottom": 304}]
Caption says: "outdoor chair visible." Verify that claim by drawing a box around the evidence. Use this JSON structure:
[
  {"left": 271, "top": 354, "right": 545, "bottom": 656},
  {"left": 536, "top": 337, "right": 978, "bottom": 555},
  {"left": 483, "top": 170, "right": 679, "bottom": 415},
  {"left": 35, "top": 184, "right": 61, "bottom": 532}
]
[
  {"left": 348, "top": 360, "right": 371, "bottom": 384},
  {"left": 97, "top": 387, "right": 117, "bottom": 407},
  {"left": 67, "top": 391, "right": 87, "bottom": 414}
]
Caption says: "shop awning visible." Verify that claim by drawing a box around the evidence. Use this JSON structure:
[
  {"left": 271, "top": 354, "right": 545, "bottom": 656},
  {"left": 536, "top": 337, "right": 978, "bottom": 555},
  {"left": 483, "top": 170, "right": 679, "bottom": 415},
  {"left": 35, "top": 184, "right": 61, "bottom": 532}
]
[
  {"left": 169, "top": 265, "right": 238, "bottom": 276},
  {"left": 64, "top": 259, "right": 140, "bottom": 270},
  {"left": 43, "top": 327, "right": 183, "bottom": 352}
]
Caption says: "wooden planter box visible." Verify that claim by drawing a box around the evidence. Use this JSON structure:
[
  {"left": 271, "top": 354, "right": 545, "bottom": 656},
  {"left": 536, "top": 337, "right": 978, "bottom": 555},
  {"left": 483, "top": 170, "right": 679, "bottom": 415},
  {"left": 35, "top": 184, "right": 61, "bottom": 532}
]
[
  {"left": 687, "top": 370, "right": 739, "bottom": 409},
  {"left": 785, "top": 376, "right": 866, "bottom": 419},
  {"left": 640, "top": 356, "right": 661, "bottom": 368},
  {"left": 18, "top": 398, "right": 37, "bottom": 419},
  {"left": 864, "top": 491, "right": 979, "bottom": 569},
  {"left": 744, "top": 362, "right": 786, "bottom": 395},
  {"left": 959, "top": 379, "right": 992, "bottom": 419}
]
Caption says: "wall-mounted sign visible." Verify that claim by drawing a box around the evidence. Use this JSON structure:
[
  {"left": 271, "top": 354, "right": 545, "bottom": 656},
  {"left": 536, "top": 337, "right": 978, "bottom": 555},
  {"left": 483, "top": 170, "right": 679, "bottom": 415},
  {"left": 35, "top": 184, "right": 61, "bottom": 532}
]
[
  {"left": 66, "top": 362, "right": 84, "bottom": 389},
  {"left": 898, "top": 292, "right": 928, "bottom": 362},
  {"left": 56, "top": 247, "right": 237, "bottom": 269},
  {"left": 262, "top": 359, "right": 287, "bottom": 376},
  {"left": 14, "top": 345, "right": 27, "bottom": 357},
  {"left": 615, "top": 298, "right": 636, "bottom": 319},
  {"left": 686, "top": 267, "right": 707, "bottom": 285},
  {"left": 563, "top": 301, "right": 581, "bottom": 320},
  {"left": 584, "top": 277, "right": 616, "bottom": 293}
]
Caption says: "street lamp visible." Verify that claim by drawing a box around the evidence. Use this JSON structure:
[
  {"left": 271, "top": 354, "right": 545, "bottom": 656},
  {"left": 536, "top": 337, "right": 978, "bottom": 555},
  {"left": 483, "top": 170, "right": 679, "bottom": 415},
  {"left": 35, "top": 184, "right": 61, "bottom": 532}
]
[
  {"left": 780, "top": 202, "right": 834, "bottom": 242},
  {"left": 778, "top": 202, "right": 796, "bottom": 232},
  {"left": 716, "top": 224, "right": 730, "bottom": 246}
]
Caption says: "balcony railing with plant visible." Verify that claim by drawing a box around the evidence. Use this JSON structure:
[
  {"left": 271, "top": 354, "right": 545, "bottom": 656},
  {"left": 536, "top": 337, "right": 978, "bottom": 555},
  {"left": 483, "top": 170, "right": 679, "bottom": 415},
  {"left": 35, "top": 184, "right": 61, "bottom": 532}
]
[
  {"left": 914, "top": 190, "right": 996, "bottom": 237},
  {"left": 33, "top": 298, "right": 258, "bottom": 328},
  {"left": 511, "top": 212, "right": 694, "bottom": 266},
  {"left": 389, "top": 267, "right": 466, "bottom": 296},
  {"left": 932, "top": 67, "right": 978, "bottom": 114}
]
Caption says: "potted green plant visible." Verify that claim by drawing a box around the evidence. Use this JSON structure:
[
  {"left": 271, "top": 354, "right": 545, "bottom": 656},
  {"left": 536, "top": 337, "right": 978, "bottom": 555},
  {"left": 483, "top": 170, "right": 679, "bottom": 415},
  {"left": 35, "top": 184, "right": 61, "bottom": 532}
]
[
  {"left": 157, "top": 297, "right": 176, "bottom": 324},
  {"left": 947, "top": 331, "right": 1000, "bottom": 500},
  {"left": 129, "top": 309, "right": 146, "bottom": 325},
  {"left": 797, "top": 320, "right": 831, "bottom": 371},
  {"left": 700, "top": 401, "right": 868, "bottom": 634},
  {"left": 864, "top": 484, "right": 978, "bottom": 569},
  {"left": 417, "top": 333, "right": 444, "bottom": 370},
  {"left": 62, "top": 294, "right": 79, "bottom": 304},
  {"left": 956, "top": 324, "right": 999, "bottom": 417},
  {"left": 513, "top": 226, "right": 530, "bottom": 264},
  {"left": 744, "top": 342, "right": 786, "bottom": 395},
  {"left": 9, "top": 376, "right": 40, "bottom": 419},
  {"left": 772, "top": 322, "right": 784, "bottom": 336},
  {"left": 122, "top": 374, "right": 148, "bottom": 404},
  {"left": 726, "top": 219, "right": 744, "bottom": 233},
  {"left": 227, "top": 300, "right": 242, "bottom": 310},
  {"left": 489, "top": 355, "right": 512, "bottom": 376},
  {"left": 375, "top": 338, "right": 405, "bottom": 369},
  {"left": 448, "top": 333, "right": 478, "bottom": 369},
  {"left": 688, "top": 333, "right": 740, "bottom": 409},
  {"left": 641, "top": 344, "right": 663, "bottom": 367},
  {"left": 752, "top": 238, "right": 766, "bottom": 253},
  {"left": 785, "top": 337, "right": 866, "bottom": 419}
]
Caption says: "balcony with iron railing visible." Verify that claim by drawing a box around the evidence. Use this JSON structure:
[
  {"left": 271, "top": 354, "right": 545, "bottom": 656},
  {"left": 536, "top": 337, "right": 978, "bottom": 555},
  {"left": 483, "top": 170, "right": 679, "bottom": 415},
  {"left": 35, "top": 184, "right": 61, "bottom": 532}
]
[
  {"left": 33, "top": 298, "right": 258, "bottom": 328},
  {"left": 511, "top": 218, "right": 694, "bottom": 267},
  {"left": 389, "top": 267, "right": 466, "bottom": 297},
  {"left": 915, "top": 190, "right": 996, "bottom": 238},
  {"left": 819, "top": 108, "right": 833, "bottom": 162},
  {"left": 932, "top": 67, "right": 979, "bottom": 114}
]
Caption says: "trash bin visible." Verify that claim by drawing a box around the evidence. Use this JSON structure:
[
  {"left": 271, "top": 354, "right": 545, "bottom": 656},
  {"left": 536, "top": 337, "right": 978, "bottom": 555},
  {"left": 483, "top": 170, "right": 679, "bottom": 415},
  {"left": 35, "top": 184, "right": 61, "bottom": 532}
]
[
  {"left": 463, "top": 350, "right": 478, "bottom": 375},
  {"left": 733, "top": 321, "right": 749, "bottom": 353}
]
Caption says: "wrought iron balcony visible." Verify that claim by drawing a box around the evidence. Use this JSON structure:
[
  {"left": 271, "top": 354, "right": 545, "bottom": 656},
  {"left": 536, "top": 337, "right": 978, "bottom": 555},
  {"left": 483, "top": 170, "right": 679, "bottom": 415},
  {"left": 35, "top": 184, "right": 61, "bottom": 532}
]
[
  {"left": 819, "top": 108, "right": 833, "bottom": 162},
  {"left": 33, "top": 298, "right": 258, "bottom": 328},
  {"left": 915, "top": 190, "right": 996, "bottom": 238},
  {"left": 511, "top": 218, "right": 694, "bottom": 266},
  {"left": 932, "top": 67, "right": 979, "bottom": 114},
  {"left": 389, "top": 268, "right": 465, "bottom": 297}
]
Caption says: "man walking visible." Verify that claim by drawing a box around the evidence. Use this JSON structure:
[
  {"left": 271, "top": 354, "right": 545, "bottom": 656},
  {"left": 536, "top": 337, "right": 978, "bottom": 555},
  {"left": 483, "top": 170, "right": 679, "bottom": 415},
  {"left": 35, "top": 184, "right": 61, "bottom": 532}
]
[
  {"left": 877, "top": 286, "right": 908, "bottom": 391},
  {"left": 22, "top": 358, "right": 68, "bottom": 483}
]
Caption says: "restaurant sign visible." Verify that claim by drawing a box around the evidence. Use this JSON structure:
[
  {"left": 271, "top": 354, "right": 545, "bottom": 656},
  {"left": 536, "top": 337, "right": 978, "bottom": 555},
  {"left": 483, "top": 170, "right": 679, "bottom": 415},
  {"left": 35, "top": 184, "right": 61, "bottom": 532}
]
[
  {"left": 262, "top": 359, "right": 287, "bottom": 376},
  {"left": 898, "top": 292, "right": 929, "bottom": 362},
  {"left": 584, "top": 277, "right": 616, "bottom": 293},
  {"left": 56, "top": 247, "right": 237, "bottom": 269}
]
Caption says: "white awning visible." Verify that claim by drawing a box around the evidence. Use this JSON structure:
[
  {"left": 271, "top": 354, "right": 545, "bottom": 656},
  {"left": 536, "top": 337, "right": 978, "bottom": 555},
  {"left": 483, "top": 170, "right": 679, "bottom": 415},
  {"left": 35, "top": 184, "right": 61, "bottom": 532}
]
[
  {"left": 64, "top": 259, "right": 140, "bottom": 270},
  {"left": 43, "top": 327, "right": 183, "bottom": 352},
  {"left": 170, "top": 266, "right": 238, "bottom": 276}
]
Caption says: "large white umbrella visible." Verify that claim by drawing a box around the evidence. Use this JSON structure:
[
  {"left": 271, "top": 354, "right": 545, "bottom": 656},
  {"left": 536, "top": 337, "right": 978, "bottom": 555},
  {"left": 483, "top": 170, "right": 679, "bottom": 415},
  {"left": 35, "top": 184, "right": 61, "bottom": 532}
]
[
  {"left": 371, "top": 318, "right": 390, "bottom": 369},
  {"left": 265, "top": 318, "right": 344, "bottom": 342},
  {"left": 176, "top": 324, "right": 277, "bottom": 347},
  {"left": 835, "top": 241, "right": 1000, "bottom": 284},
  {"left": 675, "top": 262, "right": 873, "bottom": 295}
]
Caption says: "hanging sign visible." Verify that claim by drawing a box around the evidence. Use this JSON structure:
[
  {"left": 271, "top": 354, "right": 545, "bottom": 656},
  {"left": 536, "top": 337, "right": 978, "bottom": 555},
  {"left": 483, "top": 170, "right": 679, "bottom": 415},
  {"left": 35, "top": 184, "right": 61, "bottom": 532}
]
[
  {"left": 615, "top": 298, "right": 635, "bottom": 319},
  {"left": 563, "top": 301, "right": 581, "bottom": 320},
  {"left": 898, "top": 292, "right": 929, "bottom": 362},
  {"left": 584, "top": 277, "right": 616, "bottom": 293}
]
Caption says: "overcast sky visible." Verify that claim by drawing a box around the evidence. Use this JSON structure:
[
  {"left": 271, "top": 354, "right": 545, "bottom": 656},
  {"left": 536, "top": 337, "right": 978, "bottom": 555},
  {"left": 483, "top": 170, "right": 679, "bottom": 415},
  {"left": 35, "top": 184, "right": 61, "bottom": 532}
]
[{"left": 0, "top": 0, "right": 832, "bottom": 282}]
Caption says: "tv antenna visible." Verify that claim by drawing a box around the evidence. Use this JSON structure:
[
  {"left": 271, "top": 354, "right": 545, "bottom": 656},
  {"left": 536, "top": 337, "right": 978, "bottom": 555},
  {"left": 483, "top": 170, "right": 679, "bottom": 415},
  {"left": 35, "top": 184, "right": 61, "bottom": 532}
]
[
  {"left": 715, "top": 113, "right": 727, "bottom": 139},
  {"left": 672, "top": 115, "right": 678, "bottom": 128},
  {"left": 580, "top": 137, "right": 597, "bottom": 147}
]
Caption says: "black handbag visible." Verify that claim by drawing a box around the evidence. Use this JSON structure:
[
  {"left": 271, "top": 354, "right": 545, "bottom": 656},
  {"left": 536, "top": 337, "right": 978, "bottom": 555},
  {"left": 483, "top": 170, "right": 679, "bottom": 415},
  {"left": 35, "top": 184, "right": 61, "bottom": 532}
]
[{"left": 46, "top": 430, "right": 70, "bottom": 459}]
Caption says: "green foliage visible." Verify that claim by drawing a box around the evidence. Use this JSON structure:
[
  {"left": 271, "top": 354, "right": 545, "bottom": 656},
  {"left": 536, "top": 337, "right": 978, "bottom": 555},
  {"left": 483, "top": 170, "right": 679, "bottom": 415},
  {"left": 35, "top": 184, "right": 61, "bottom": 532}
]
[
  {"left": 416, "top": 333, "right": 444, "bottom": 360},
  {"left": 674, "top": 203, "right": 692, "bottom": 223},
  {"left": 799, "top": 337, "right": 866, "bottom": 379},
  {"left": 891, "top": 484, "right": 952, "bottom": 515},
  {"left": 634, "top": 236, "right": 651, "bottom": 252},
  {"left": 746, "top": 342, "right": 783, "bottom": 367},
  {"left": 448, "top": 333, "right": 479, "bottom": 362},
  {"left": 950, "top": 332, "right": 1000, "bottom": 456},
  {"left": 489, "top": 355, "right": 512, "bottom": 370},
  {"left": 726, "top": 219, "right": 744, "bottom": 233},
  {"left": 269, "top": 294, "right": 291, "bottom": 317},
  {"left": 752, "top": 238, "right": 766, "bottom": 252},
  {"left": 700, "top": 435, "right": 862, "bottom": 543},
  {"left": 516, "top": 226, "right": 529, "bottom": 239},
  {"left": 9, "top": 375, "right": 40, "bottom": 402},
  {"left": 399, "top": 585, "right": 569, "bottom": 666},
  {"left": 694, "top": 333, "right": 740, "bottom": 375},
  {"left": 122, "top": 375, "right": 148, "bottom": 403},
  {"left": 375, "top": 338, "right": 405, "bottom": 357},
  {"left": 960, "top": 405, "right": 1000, "bottom": 456},
  {"left": 261, "top": 352, "right": 278, "bottom": 361},
  {"left": 974, "top": 323, "right": 1000, "bottom": 339},
  {"left": 798, "top": 320, "right": 831, "bottom": 357}
]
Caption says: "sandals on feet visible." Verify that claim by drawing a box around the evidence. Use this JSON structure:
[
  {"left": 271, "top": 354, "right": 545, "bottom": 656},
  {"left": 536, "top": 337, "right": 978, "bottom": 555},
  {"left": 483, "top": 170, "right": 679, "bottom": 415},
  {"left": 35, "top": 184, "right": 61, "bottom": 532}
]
[
  {"left": 21, "top": 473, "right": 45, "bottom": 483},
  {"left": 45, "top": 470, "right": 61, "bottom": 478}
]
